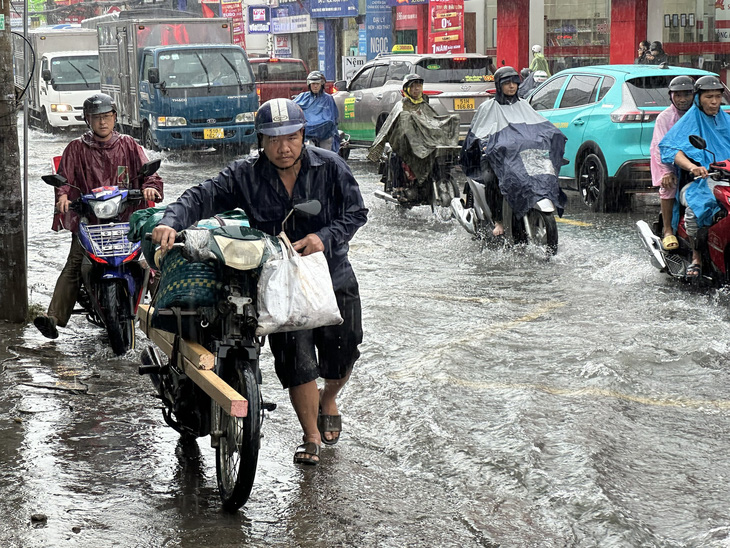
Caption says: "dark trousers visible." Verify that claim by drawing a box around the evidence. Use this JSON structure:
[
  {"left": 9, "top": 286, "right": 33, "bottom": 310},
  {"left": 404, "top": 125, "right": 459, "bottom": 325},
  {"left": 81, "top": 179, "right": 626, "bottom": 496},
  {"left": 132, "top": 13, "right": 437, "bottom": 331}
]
[{"left": 47, "top": 236, "right": 84, "bottom": 327}]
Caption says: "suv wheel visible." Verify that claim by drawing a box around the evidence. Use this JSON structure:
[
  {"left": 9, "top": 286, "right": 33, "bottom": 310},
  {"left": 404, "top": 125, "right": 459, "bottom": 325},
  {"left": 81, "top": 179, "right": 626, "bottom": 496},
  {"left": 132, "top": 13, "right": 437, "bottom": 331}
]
[{"left": 579, "top": 153, "right": 607, "bottom": 212}]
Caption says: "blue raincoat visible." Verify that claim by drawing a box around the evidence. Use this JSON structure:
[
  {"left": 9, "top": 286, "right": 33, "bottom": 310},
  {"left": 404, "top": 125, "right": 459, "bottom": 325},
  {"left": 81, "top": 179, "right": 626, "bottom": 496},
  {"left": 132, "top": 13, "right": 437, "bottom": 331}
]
[
  {"left": 293, "top": 91, "right": 340, "bottom": 152},
  {"left": 460, "top": 98, "right": 567, "bottom": 218},
  {"left": 659, "top": 98, "right": 730, "bottom": 227}
]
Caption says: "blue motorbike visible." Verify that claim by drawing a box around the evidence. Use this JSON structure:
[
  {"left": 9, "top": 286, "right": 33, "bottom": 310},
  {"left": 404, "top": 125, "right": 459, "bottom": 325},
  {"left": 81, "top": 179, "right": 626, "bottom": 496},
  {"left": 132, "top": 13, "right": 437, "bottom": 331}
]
[{"left": 42, "top": 159, "right": 161, "bottom": 354}]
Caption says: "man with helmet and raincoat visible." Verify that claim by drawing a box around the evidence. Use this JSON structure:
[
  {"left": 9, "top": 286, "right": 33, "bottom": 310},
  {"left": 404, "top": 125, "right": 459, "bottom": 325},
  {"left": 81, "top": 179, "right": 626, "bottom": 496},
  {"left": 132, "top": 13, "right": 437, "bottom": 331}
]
[
  {"left": 34, "top": 93, "right": 164, "bottom": 340},
  {"left": 649, "top": 75, "right": 695, "bottom": 252},
  {"left": 293, "top": 70, "right": 340, "bottom": 153},
  {"left": 460, "top": 66, "right": 566, "bottom": 236},
  {"left": 659, "top": 74, "right": 730, "bottom": 277},
  {"left": 367, "top": 73, "right": 459, "bottom": 201},
  {"left": 151, "top": 98, "right": 368, "bottom": 467}
]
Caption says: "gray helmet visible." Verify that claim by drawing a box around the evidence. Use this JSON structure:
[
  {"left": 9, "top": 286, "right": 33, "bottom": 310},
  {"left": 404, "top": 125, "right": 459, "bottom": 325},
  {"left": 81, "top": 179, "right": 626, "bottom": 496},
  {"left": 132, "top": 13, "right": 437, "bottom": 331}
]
[
  {"left": 694, "top": 75, "right": 724, "bottom": 94},
  {"left": 83, "top": 93, "right": 116, "bottom": 119},
  {"left": 307, "top": 70, "right": 325, "bottom": 86},
  {"left": 402, "top": 73, "right": 424, "bottom": 91},
  {"left": 668, "top": 75, "right": 695, "bottom": 92},
  {"left": 255, "top": 98, "right": 306, "bottom": 136}
]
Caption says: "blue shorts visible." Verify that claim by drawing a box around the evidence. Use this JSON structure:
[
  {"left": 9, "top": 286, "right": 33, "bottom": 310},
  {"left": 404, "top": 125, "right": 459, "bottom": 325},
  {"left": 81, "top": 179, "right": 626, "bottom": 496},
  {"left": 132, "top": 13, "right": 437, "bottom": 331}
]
[{"left": 268, "top": 278, "right": 363, "bottom": 389}]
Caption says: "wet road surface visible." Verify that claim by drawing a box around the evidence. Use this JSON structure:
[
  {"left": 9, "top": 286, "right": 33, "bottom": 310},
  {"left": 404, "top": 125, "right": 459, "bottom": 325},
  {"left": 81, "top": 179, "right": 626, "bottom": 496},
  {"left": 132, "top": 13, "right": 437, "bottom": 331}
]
[{"left": 2, "top": 125, "right": 730, "bottom": 547}]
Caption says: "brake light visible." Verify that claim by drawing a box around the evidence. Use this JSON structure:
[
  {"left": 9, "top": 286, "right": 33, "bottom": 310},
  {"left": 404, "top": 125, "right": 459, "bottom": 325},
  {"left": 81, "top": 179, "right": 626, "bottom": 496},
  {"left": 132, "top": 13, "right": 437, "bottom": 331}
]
[
  {"left": 256, "top": 84, "right": 261, "bottom": 105},
  {"left": 486, "top": 88, "right": 496, "bottom": 94},
  {"left": 452, "top": 56, "right": 467, "bottom": 62},
  {"left": 422, "top": 90, "right": 442, "bottom": 95},
  {"left": 610, "top": 110, "right": 661, "bottom": 123}
]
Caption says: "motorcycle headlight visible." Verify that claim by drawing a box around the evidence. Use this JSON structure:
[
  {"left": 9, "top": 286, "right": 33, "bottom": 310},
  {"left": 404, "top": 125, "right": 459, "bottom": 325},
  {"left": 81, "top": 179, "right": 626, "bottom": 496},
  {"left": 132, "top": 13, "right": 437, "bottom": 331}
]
[
  {"left": 235, "top": 112, "right": 255, "bottom": 123},
  {"left": 158, "top": 116, "right": 187, "bottom": 127},
  {"left": 51, "top": 103, "right": 74, "bottom": 113},
  {"left": 213, "top": 235, "right": 266, "bottom": 270},
  {"left": 90, "top": 196, "right": 122, "bottom": 220}
]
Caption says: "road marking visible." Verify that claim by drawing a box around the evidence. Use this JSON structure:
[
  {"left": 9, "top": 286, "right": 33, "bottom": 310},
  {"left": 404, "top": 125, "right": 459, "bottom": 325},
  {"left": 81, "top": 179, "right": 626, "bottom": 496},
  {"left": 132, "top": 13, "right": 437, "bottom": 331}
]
[{"left": 556, "top": 218, "right": 592, "bottom": 227}]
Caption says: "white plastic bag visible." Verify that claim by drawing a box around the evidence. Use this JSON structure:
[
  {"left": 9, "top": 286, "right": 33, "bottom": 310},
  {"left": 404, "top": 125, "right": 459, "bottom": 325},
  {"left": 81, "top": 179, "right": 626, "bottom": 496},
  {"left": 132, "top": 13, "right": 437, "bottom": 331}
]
[{"left": 255, "top": 232, "right": 343, "bottom": 336}]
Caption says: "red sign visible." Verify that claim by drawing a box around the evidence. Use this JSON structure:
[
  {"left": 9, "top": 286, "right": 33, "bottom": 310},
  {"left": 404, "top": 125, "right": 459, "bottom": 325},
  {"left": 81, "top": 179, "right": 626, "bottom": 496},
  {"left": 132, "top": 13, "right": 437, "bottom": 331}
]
[{"left": 427, "top": 0, "right": 464, "bottom": 54}]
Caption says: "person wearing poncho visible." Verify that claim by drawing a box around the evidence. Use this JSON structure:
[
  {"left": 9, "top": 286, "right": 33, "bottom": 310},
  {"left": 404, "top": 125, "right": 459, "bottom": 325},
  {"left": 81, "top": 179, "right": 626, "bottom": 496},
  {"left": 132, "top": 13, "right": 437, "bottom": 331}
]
[
  {"left": 659, "top": 75, "right": 730, "bottom": 276},
  {"left": 293, "top": 71, "right": 340, "bottom": 152}
]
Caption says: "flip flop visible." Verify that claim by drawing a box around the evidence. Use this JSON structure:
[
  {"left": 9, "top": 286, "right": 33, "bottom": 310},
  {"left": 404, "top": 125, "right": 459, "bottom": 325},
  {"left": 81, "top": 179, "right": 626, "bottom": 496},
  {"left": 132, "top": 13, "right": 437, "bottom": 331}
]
[
  {"left": 293, "top": 441, "right": 320, "bottom": 465},
  {"left": 34, "top": 315, "right": 59, "bottom": 339},
  {"left": 317, "top": 413, "right": 342, "bottom": 446},
  {"left": 686, "top": 263, "right": 701, "bottom": 278},
  {"left": 662, "top": 234, "right": 679, "bottom": 251}
]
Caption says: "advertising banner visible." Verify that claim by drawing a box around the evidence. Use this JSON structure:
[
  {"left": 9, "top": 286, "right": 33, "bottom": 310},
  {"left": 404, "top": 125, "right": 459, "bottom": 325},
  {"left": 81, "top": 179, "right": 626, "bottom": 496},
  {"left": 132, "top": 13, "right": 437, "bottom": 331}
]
[
  {"left": 247, "top": 6, "right": 270, "bottom": 34},
  {"left": 309, "top": 0, "right": 359, "bottom": 18},
  {"left": 427, "top": 0, "right": 464, "bottom": 54},
  {"left": 366, "top": 0, "right": 391, "bottom": 60},
  {"left": 342, "top": 56, "right": 367, "bottom": 80},
  {"left": 222, "top": 0, "right": 245, "bottom": 47}
]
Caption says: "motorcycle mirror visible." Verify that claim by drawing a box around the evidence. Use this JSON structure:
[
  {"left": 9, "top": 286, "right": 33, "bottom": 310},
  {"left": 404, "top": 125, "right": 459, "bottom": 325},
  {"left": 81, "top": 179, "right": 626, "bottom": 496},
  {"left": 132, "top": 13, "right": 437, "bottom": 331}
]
[
  {"left": 293, "top": 200, "right": 322, "bottom": 217},
  {"left": 41, "top": 174, "right": 68, "bottom": 187},
  {"left": 140, "top": 159, "right": 162, "bottom": 177},
  {"left": 689, "top": 135, "right": 707, "bottom": 150}
]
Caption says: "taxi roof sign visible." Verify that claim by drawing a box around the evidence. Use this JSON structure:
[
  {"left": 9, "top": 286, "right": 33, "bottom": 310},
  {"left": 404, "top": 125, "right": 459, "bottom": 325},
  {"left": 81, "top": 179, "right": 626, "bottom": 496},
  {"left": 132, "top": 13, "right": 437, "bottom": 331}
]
[{"left": 391, "top": 44, "right": 415, "bottom": 54}]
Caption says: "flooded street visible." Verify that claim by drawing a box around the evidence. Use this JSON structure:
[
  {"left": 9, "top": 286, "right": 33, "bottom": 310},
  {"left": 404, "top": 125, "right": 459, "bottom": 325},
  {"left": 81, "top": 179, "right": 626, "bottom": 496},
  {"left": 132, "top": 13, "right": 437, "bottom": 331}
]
[{"left": 2, "top": 122, "right": 730, "bottom": 547}]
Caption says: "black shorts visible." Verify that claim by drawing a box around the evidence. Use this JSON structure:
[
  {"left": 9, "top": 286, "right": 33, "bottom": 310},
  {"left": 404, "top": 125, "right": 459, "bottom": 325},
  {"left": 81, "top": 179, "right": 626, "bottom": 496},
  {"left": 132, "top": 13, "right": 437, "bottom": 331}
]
[{"left": 268, "top": 278, "right": 363, "bottom": 389}]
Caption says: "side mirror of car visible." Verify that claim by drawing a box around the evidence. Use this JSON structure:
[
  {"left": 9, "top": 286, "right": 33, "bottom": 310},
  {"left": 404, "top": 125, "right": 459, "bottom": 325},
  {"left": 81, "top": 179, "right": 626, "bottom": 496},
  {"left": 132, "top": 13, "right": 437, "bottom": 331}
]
[
  {"left": 41, "top": 69, "right": 51, "bottom": 82},
  {"left": 148, "top": 68, "right": 160, "bottom": 84},
  {"left": 333, "top": 80, "right": 347, "bottom": 93}
]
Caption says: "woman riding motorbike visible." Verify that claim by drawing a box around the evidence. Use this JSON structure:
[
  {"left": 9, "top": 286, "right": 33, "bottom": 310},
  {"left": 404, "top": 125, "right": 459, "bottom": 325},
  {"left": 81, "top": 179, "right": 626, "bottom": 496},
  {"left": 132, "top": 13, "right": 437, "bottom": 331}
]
[
  {"left": 367, "top": 73, "right": 459, "bottom": 203},
  {"left": 460, "top": 66, "right": 566, "bottom": 236},
  {"left": 293, "top": 70, "right": 340, "bottom": 152}
]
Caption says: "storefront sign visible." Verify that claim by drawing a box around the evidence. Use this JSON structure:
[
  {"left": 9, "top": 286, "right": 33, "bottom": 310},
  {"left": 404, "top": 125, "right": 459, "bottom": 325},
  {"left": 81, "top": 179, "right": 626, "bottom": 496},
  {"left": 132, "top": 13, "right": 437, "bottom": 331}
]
[
  {"left": 427, "top": 0, "right": 464, "bottom": 54},
  {"left": 386, "top": 0, "right": 427, "bottom": 5},
  {"left": 222, "top": 0, "right": 245, "bottom": 47},
  {"left": 366, "top": 0, "right": 391, "bottom": 60},
  {"left": 248, "top": 6, "right": 270, "bottom": 34},
  {"left": 272, "top": 6, "right": 313, "bottom": 34},
  {"left": 309, "top": 0, "right": 359, "bottom": 18},
  {"left": 342, "top": 56, "right": 366, "bottom": 80},
  {"left": 275, "top": 35, "right": 292, "bottom": 57}
]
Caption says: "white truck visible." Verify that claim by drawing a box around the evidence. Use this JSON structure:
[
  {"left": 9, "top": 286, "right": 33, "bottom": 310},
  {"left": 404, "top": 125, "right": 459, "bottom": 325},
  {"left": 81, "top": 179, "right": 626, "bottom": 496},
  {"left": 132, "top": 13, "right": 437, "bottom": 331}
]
[{"left": 12, "top": 25, "right": 100, "bottom": 132}]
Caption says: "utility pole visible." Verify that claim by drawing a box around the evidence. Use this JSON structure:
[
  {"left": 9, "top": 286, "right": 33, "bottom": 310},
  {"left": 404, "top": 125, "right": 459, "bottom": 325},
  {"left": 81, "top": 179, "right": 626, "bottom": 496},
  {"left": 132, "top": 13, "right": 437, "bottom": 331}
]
[{"left": 0, "top": 0, "right": 28, "bottom": 322}]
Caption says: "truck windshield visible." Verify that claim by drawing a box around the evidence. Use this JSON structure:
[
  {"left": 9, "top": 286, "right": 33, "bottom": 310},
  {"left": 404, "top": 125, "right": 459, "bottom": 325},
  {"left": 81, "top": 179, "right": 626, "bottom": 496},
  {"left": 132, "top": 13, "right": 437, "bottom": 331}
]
[
  {"left": 51, "top": 55, "right": 100, "bottom": 91},
  {"left": 158, "top": 49, "right": 253, "bottom": 88},
  {"left": 414, "top": 57, "right": 494, "bottom": 84}
]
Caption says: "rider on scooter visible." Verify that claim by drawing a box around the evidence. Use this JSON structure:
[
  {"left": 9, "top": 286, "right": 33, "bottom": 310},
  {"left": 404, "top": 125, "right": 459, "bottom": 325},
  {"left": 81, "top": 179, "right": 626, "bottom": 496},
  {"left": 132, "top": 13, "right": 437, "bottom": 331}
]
[
  {"left": 659, "top": 75, "right": 730, "bottom": 278},
  {"left": 460, "top": 66, "right": 566, "bottom": 236},
  {"left": 367, "top": 73, "right": 459, "bottom": 201},
  {"left": 293, "top": 71, "right": 340, "bottom": 152},
  {"left": 34, "top": 93, "right": 164, "bottom": 339}
]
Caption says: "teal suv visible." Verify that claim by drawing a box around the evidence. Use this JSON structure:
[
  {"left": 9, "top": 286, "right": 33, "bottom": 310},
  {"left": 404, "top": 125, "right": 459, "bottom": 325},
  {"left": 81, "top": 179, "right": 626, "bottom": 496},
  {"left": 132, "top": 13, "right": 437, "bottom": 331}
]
[{"left": 528, "top": 64, "right": 728, "bottom": 211}]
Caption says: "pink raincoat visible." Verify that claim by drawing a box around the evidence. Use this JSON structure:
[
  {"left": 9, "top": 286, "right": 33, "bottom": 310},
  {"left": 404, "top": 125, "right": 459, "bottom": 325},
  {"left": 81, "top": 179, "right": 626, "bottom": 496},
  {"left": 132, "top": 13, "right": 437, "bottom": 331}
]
[
  {"left": 650, "top": 104, "right": 683, "bottom": 199},
  {"left": 52, "top": 131, "right": 163, "bottom": 233}
]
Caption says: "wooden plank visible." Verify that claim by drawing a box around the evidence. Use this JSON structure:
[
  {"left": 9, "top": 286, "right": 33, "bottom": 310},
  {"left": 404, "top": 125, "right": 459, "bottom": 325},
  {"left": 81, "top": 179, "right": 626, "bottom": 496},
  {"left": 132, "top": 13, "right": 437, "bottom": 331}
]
[
  {"left": 137, "top": 304, "right": 214, "bottom": 370},
  {"left": 137, "top": 304, "right": 248, "bottom": 418}
]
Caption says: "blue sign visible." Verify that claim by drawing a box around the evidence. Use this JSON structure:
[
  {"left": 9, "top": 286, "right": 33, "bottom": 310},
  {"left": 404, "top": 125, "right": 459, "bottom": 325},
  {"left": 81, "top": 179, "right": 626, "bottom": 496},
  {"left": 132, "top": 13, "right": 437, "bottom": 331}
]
[
  {"left": 309, "top": 0, "right": 358, "bottom": 18},
  {"left": 365, "top": 10, "right": 391, "bottom": 60},
  {"left": 248, "top": 6, "right": 271, "bottom": 34},
  {"left": 359, "top": 26, "right": 367, "bottom": 56}
]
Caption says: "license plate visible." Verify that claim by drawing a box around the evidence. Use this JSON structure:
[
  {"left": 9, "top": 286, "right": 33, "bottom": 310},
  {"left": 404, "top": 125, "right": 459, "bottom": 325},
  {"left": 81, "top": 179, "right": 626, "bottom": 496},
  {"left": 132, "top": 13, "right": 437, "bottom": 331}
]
[
  {"left": 454, "top": 98, "right": 475, "bottom": 110},
  {"left": 204, "top": 128, "right": 224, "bottom": 139}
]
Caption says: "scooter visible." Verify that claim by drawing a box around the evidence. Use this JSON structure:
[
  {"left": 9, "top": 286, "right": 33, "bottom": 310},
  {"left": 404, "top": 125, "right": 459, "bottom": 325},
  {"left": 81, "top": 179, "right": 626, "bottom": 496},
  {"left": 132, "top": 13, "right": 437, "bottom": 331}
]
[
  {"left": 137, "top": 201, "right": 321, "bottom": 512},
  {"left": 305, "top": 130, "right": 351, "bottom": 160},
  {"left": 450, "top": 161, "right": 559, "bottom": 255},
  {"left": 41, "top": 159, "right": 161, "bottom": 354},
  {"left": 374, "top": 143, "right": 462, "bottom": 220},
  {"left": 636, "top": 135, "right": 730, "bottom": 286}
]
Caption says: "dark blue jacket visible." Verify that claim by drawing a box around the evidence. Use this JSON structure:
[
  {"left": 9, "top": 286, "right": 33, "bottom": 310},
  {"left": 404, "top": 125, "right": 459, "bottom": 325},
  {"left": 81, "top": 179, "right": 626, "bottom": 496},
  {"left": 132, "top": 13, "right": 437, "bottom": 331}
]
[{"left": 158, "top": 145, "right": 368, "bottom": 289}]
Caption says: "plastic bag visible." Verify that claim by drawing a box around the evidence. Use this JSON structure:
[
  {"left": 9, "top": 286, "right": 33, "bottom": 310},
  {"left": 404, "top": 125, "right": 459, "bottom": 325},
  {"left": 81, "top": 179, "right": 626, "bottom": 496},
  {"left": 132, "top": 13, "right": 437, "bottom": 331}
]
[{"left": 255, "top": 233, "right": 343, "bottom": 336}]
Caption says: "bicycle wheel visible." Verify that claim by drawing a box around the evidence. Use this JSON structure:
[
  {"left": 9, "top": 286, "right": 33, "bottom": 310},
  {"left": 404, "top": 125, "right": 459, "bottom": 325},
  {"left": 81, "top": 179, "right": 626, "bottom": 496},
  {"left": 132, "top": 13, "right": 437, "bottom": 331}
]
[{"left": 215, "top": 361, "right": 262, "bottom": 512}]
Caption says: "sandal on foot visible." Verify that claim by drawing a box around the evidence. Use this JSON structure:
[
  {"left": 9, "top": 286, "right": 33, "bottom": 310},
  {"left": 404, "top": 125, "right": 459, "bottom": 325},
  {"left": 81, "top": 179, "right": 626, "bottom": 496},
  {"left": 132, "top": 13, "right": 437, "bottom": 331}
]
[
  {"left": 34, "top": 315, "right": 59, "bottom": 339},
  {"left": 317, "top": 414, "right": 342, "bottom": 446},
  {"left": 686, "top": 263, "right": 701, "bottom": 278},
  {"left": 293, "top": 442, "right": 320, "bottom": 465},
  {"left": 662, "top": 234, "right": 679, "bottom": 251}
]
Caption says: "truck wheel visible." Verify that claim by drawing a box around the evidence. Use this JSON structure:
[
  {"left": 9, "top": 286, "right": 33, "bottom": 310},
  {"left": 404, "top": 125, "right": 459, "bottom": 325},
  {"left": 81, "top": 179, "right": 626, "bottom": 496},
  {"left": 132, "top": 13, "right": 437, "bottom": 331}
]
[
  {"left": 40, "top": 109, "right": 54, "bottom": 134},
  {"left": 143, "top": 125, "right": 159, "bottom": 152}
]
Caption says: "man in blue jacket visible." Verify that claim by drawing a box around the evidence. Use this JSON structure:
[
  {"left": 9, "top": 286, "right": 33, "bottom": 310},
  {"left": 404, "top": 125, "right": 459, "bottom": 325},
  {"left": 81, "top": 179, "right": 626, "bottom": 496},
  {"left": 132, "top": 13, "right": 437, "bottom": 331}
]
[{"left": 152, "top": 98, "right": 368, "bottom": 466}]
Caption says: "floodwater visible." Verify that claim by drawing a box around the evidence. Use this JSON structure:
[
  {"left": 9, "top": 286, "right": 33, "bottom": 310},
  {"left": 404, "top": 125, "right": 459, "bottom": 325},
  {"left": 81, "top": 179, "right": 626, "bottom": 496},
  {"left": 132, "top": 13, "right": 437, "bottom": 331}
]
[{"left": 2, "top": 124, "right": 730, "bottom": 547}]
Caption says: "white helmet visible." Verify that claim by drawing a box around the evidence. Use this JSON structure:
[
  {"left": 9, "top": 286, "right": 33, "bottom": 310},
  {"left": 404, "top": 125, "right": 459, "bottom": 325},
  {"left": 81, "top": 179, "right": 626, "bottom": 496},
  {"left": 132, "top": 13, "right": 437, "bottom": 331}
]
[
  {"left": 533, "top": 70, "right": 548, "bottom": 83},
  {"left": 532, "top": 44, "right": 542, "bottom": 53}
]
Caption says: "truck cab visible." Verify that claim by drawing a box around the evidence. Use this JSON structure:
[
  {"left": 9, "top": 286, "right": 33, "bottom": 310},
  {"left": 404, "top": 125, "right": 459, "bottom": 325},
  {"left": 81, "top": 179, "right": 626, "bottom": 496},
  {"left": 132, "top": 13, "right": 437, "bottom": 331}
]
[
  {"left": 39, "top": 50, "right": 100, "bottom": 129},
  {"left": 137, "top": 45, "right": 258, "bottom": 151}
]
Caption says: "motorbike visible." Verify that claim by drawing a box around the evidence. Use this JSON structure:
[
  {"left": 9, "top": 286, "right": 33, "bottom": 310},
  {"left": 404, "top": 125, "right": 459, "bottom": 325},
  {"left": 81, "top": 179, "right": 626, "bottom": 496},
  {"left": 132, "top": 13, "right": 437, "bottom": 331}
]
[
  {"left": 138, "top": 201, "right": 321, "bottom": 512},
  {"left": 41, "top": 159, "right": 161, "bottom": 354},
  {"left": 636, "top": 135, "right": 730, "bottom": 286},
  {"left": 450, "top": 161, "right": 560, "bottom": 256},
  {"left": 305, "top": 130, "right": 351, "bottom": 160},
  {"left": 374, "top": 143, "right": 462, "bottom": 219}
]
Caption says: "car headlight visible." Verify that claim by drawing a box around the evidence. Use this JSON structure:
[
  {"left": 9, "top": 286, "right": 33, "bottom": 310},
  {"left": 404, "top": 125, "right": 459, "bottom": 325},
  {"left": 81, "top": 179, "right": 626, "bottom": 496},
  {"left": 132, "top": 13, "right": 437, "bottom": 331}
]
[
  {"left": 158, "top": 116, "right": 187, "bottom": 127},
  {"left": 51, "top": 104, "right": 74, "bottom": 113},
  {"left": 235, "top": 112, "right": 255, "bottom": 123},
  {"left": 89, "top": 196, "right": 122, "bottom": 220},
  {"left": 213, "top": 235, "right": 266, "bottom": 270}
]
